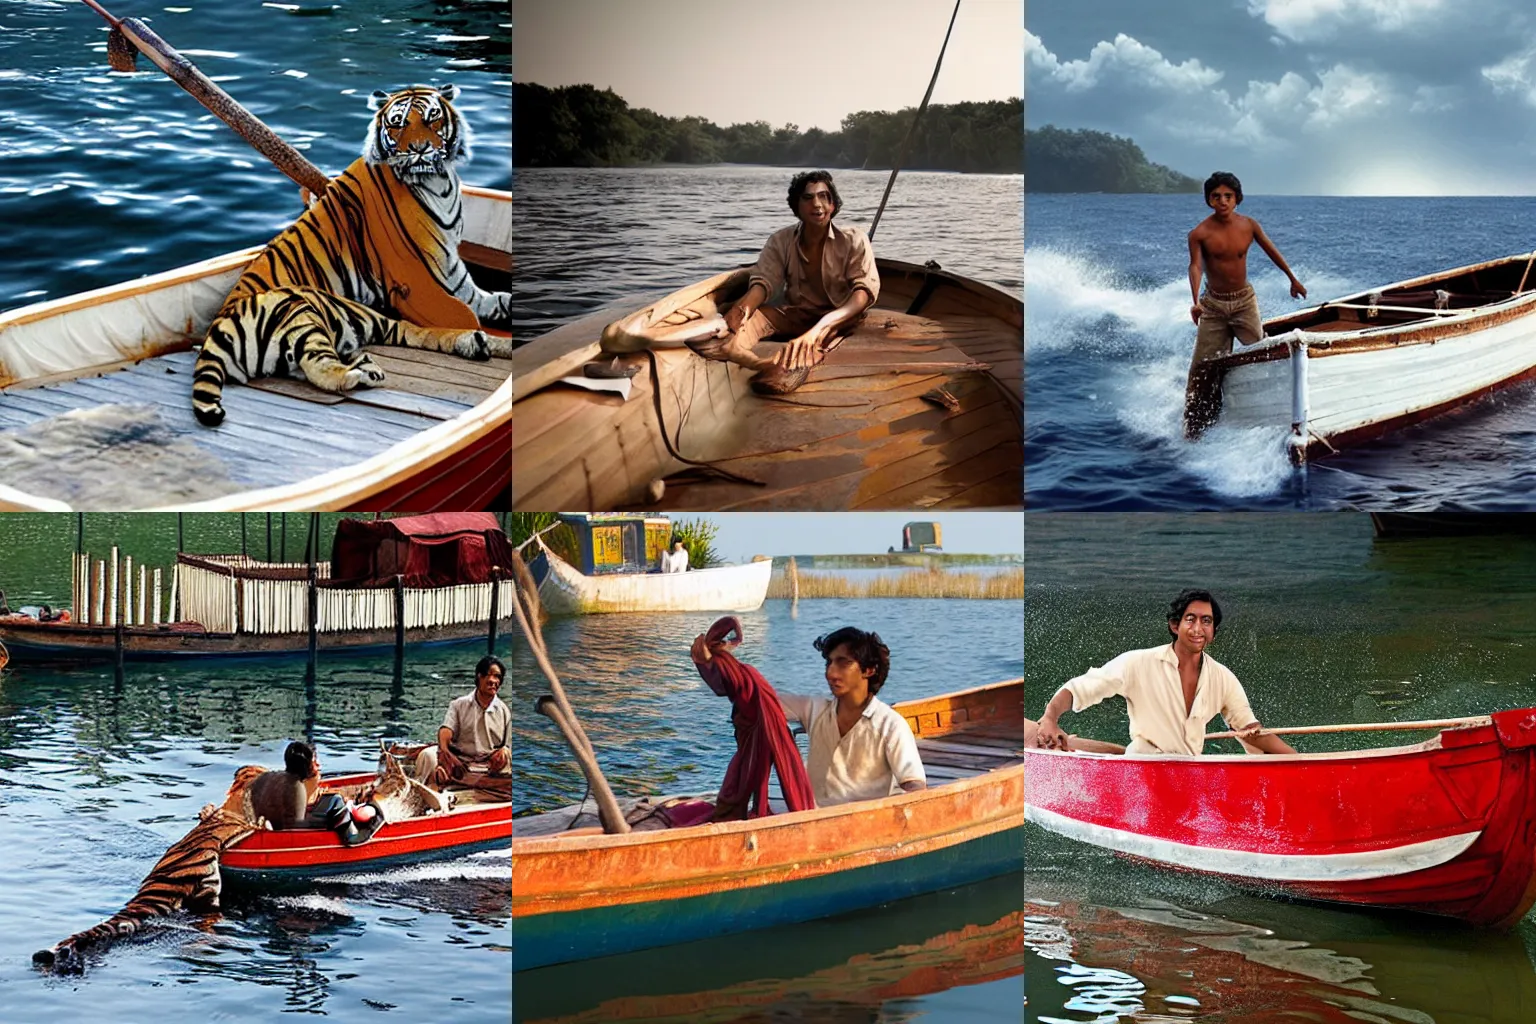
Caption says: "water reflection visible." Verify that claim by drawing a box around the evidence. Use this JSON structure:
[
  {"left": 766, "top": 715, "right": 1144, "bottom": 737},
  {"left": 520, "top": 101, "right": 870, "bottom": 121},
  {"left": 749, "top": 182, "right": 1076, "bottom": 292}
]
[
  {"left": 1028, "top": 881, "right": 1536, "bottom": 1023},
  {"left": 517, "top": 873, "right": 1023, "bottom": 1024},
  {"left": 1, "top": 644, "right": 510, "bottom": 1021}
]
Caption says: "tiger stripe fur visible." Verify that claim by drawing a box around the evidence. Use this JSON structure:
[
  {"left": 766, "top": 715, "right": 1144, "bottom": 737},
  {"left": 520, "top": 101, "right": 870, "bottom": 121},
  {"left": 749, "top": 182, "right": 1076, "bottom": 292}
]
[
  {"left": 192, "top": 84, "right": 511, "bottom": 426},
  {"left": 33, "top": 765, "right": 267, "bottom": 973}
]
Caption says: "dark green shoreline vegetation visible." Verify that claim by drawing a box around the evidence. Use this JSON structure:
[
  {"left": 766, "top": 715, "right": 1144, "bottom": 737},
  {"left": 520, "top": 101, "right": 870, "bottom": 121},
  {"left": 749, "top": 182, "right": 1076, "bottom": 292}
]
[
  {"left": 1025, "top": 125, "right": 1199, "bottom": 193},
  {"left": 513, "top": 82, "right": 1021, "bottom": 173}
]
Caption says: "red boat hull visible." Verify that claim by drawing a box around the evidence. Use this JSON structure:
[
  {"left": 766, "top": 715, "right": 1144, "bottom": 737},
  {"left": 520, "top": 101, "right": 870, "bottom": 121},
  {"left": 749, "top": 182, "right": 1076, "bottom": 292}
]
[
  {"left": 1025, "top": 709, "right": 1536, "bottom": 927},
  {"left": 221, "top": 771, "right": 511, "bottom": 883}
]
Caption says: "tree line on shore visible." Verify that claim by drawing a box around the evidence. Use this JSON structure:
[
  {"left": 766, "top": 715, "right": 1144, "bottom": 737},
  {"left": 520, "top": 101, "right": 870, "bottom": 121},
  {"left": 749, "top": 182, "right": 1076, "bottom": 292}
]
[
  {"left": 513, "top": 83, "right": 1022, "bottom": 173},
  {"left": 512, "top": 84, "right": 1198, "bottom": 193},
  {"left": 1025, "top": 125, "right": 1199, "bottom": 193}
]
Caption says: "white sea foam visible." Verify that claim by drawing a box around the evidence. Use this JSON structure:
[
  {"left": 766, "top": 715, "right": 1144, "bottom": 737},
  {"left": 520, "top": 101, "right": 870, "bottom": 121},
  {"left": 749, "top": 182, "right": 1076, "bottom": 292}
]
[{"left": 1028, "top": 245, "right": 1349, "bottom": 498}]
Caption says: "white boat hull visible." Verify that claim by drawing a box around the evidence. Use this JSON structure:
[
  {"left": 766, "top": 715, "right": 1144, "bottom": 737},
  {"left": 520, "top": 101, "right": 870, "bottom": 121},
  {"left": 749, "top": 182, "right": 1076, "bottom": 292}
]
[
  {"left": 1210, "top": 256, "right": 1536, "bottom": 460},
  {"left": 538, "top": 553, "right": 773, "bottom": 615}
]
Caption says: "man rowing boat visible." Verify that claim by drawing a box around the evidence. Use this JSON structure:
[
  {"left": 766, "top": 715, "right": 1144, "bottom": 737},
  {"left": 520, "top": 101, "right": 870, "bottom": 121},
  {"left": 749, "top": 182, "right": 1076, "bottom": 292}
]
[
  {"left": 1031, "top": 589, "right": 1295, "bottom": 755},
  {"left": 687, "top": 170, "right": 879, "bottom": 396}
]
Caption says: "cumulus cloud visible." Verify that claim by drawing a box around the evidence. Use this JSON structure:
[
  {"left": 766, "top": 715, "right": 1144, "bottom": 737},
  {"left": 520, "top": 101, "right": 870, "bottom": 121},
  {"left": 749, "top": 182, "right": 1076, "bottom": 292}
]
[
  {"left": 1025, "top": 31, "right": 1221, "bottom": 94},
  {"left": 1028, "top": 32, "right": 1397, "bottom": 147},
  {"left": 1246, "top": 0, "right": 1448, "bottom": 43},
  {"left": 1483, "top": 45, "right": 1536, "bottom": 107}
]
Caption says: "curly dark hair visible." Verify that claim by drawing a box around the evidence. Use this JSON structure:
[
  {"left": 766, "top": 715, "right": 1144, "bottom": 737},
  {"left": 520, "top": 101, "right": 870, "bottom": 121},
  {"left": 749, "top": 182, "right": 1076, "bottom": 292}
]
[
  {"left": 1203, "top": 171, "right": 1243, "bottom": 205},
  {"left": 814, "top": 626, "right": 890, "bottom": 694},
  {"left": 1167, "top": 589, "right": 1222, "bottom": 634},
  {"left": 787, "top": 170, "right": 842, "bottom": 217}
]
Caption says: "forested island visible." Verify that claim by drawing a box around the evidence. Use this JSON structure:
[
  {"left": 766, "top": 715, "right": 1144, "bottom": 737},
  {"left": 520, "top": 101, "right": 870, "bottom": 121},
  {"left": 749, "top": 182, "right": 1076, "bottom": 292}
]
[
  {"left": 1025, "top": 126, "right": 1198, "bottom": 193},
  {"left": 513, "top": 82, "right": 1021, "bottom": 173}
]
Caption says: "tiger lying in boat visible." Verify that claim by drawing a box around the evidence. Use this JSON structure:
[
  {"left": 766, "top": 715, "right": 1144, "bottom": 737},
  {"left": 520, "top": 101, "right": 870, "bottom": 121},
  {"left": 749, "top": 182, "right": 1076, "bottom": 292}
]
[
  {"left": 191, "top": 83, "right": 511, "bottom": 426},
  {"left": 32, "top": 765, "right": 266, "bottom": 973},
  {"left": 33, "top": 752, "right": 448, "bottom": 972}
]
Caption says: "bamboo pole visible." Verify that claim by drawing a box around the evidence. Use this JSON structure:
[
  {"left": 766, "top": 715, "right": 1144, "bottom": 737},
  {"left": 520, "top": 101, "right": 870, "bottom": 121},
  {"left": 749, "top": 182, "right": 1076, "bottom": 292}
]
[
  {"left": 94, "top": 560, "right": 105, "bottom": 625},
  {"left": 510, "top": 549, "right": 629, "bottom": 835},
  {"left": 167, "top": 563, "right": 179, "bottom": 624},
  {"left": 108, "top": 547, "right": 119, "bottom": 626},
  {"left": 137, "top": 564, "right": 147, "bottom": 625},
  {"left": 1517, "top": 251, "right": 1536, "bottom": 295},
  {"left": 152, "top": 569, "right": 162, "bottom": 626},
  {"left": 124, "top": 556, "right": 134, "bottom": 627},
  {"left": 1205, "top": 714, "right": 1492, "bottom": 742},
  {"left": 787, "top": 556, "right": 799, "bottom": 619}
]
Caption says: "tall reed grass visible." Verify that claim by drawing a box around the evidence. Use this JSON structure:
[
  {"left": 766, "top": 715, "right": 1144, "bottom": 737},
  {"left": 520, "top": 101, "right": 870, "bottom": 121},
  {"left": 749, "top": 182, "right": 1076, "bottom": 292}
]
[{"left": 767, "top": 566, "right": 1022, "bottom": 599}]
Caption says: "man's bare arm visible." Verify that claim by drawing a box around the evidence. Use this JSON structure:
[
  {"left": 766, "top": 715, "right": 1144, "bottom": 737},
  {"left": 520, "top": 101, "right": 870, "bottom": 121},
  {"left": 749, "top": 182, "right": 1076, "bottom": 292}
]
[
  {"left": 1251, "top": 221, "right": 1307, "bottom": 299},
  {"left": 1236, "top": 720, "right": 1298, "bottom": 755},
  {"left": 725, "top": 282, "right": 770, "bottom": 333},
  {"left": 773, "top": 287, "right": 876, "bottom": 370},
  {"left": 900, "top": 779, "right": 927, "bottom": 793},
  {"left": 1188, "top": 231, "right": 1205, "bottom": 324}
]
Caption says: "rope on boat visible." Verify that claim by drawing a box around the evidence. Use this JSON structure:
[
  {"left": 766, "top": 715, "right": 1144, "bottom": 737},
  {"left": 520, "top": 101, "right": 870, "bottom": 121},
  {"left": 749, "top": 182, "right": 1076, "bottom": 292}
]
[
  {"left": 868, "top": 0, "right": 963, "bottom": 242},
  {"left": 644, "top": 348, "right": 765, "bottom": 489}
]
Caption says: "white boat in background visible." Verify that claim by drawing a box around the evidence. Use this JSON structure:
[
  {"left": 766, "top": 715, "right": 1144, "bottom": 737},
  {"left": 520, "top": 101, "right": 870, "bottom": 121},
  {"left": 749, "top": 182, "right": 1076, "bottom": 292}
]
[
  {"left": 1205, "top": 252, "right": 1536, "bottom": 462},
  {"left": 536, "top": 543, "right": 773, "bottom": 616}
]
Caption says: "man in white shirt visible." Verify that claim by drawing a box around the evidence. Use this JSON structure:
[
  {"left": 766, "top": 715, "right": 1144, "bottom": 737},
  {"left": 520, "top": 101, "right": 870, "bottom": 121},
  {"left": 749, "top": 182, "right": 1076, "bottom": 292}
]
[
  {"left": 775, "top": 626, "right": 926, "bottom": 805},
  {"left": 415, "top": 655, "right": 511, "bottom": 785},
  {"left": 1033, "top": 590, "right": 1295, "bottom": 756},
  {"left": 659, "top": 540, "right": 690, "bottom": 574}
]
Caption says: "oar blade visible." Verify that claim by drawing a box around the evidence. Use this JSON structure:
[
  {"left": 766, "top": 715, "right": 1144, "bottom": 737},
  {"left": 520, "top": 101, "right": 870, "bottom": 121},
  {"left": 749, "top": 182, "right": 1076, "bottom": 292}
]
[{"left": 106, "top": 26, "right": 137, "bottom": 72}]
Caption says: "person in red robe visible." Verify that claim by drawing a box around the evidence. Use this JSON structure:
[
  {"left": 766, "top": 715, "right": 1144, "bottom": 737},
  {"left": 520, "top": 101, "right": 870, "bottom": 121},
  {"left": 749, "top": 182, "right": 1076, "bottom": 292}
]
[{"left": 687, "top": 615, "right": 816, "bottom": 821}]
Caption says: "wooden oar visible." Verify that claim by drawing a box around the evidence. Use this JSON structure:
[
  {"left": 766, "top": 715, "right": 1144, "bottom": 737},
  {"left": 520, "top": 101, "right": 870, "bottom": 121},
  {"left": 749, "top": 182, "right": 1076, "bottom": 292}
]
[
  {"left": 80, "top": 0, "right": 330, "bottom": 197},
  {"left": 510, "top": 549, "right": 631, "bottom": 835},
  {"left": 1517, "top": 250, "right": 1536, "bottom": 296},
  {"left": 1205, "top": 714, "right": 1492, "bottom": 742}
]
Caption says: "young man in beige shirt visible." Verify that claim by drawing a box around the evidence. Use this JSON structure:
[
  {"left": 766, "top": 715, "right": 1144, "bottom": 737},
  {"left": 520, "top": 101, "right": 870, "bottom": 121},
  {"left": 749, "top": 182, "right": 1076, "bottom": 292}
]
[
  {"left": 1031, "top": 589, "right": 1296, "bottom": 756},
  {"left": 688, "top": 170, "right": 879, "bottom": 395}
]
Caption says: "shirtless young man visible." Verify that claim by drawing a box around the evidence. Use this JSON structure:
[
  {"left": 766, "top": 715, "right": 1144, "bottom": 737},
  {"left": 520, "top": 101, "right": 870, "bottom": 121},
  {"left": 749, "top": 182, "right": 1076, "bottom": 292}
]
[
  {"left": 688, "top": 170, "right": 879, "bottom": 396},
  {"left": 1184, "top": 171, "right": 1307, "bottom": 437},
  {"left": 1032, "top": 589, "right": 1296, "bottom": 756}
]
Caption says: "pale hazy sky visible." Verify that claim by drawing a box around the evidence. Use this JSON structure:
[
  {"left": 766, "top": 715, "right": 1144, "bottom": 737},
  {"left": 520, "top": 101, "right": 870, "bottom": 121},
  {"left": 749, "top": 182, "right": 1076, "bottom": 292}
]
[
  {"left": 684, "top": 513, "right": 1023, "bottom": 564},
  {"left": 513, "top": 0, "right": 1023, "bottom": 131}
]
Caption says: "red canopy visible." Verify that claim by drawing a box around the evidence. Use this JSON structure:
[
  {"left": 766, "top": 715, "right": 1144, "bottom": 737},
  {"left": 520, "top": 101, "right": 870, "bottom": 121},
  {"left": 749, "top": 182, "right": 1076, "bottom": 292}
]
[{"left": 329, "top": 513, "right": 512, "bottom": 588}]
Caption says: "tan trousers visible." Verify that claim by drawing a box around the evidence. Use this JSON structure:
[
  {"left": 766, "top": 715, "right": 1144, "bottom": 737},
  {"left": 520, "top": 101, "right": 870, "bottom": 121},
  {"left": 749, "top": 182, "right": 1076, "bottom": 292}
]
[
  {"left": 732, "top": 305, "right": 866, "bottom": 352},
  {"left": 1184, "top": 286, "right": 1262, "bottom": 437}
]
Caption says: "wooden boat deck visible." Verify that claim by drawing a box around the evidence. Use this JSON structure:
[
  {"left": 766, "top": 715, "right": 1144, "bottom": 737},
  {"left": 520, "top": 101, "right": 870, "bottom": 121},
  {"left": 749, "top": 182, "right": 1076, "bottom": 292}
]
[
  {"left": 0, "top": 346, "right": 509, "bottom": 504},
  {"left": 512, "top": 258, "right": 1022, "bottom": 511}
]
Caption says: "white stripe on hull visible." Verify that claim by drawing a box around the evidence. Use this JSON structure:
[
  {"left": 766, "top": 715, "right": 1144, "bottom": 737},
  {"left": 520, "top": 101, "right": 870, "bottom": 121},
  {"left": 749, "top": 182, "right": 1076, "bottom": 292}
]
[
  {"left": 1025, "top": 804, "right": 1480, "bottom": 882},
  {"left": 1221, "top": 302, "right": 1536, "bottom": 442}
]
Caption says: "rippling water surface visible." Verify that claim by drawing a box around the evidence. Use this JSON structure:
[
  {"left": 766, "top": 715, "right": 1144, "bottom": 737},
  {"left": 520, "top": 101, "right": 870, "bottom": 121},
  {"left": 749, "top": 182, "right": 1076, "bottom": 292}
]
[
  {"left": 511, "top": 588, "right": 1025, "bottom": 1022},
  {"left": 513, "top": 166, "right": 1023, "bottom": 340},
  {"left": 1026, "top": 512, "right": 1536, "bottom": 1022},
  {"left": 1026, "top": 194, "right": 1536, "bottom": 511},
  {"left": 0, "top": 0, "right": 510, "bottom": 315},
  {"left": 0, "top": 513, "right": 511, "bottom": 1021}
]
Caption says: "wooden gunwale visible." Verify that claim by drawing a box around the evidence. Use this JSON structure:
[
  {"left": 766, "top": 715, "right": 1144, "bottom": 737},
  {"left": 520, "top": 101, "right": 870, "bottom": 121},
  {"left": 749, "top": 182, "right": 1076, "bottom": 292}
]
[
  {"left": 1214, "top": 256, "right": 1536, "bottom": 372},
  {"left": 513, "top": 679, "right": 1023, "bottom": 915},
  {"left": 0, "top": 189, "right": 511, "bottom": 511},
  {"left": 511, "top": 258, "right": 1021, "bottom": 511}
]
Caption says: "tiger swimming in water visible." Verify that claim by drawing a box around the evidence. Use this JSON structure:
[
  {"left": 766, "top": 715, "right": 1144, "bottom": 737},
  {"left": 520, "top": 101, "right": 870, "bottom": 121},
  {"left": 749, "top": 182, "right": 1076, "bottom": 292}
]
[
  {"left": 191, "top": 83, "right": 512, "bottom": 426},
  {"left": 33, "top": 765, "right": 266, "bottom": 973}
]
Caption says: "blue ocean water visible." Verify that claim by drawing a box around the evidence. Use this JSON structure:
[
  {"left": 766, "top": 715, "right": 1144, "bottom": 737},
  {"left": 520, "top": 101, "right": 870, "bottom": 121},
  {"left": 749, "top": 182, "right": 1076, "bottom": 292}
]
[{"left": 1026, "top": 194, "right": 1536, "bottom": 510}]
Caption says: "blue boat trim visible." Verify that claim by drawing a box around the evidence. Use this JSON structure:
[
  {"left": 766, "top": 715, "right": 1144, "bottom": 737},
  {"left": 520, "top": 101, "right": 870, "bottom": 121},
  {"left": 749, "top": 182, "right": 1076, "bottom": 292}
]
[{"left": 513, "top": 824, "right": 1024, "bottom": 971}]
